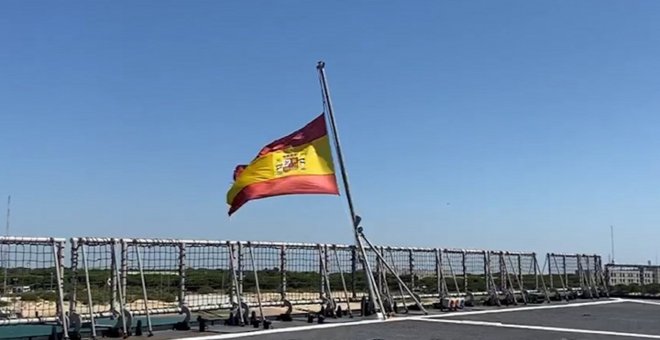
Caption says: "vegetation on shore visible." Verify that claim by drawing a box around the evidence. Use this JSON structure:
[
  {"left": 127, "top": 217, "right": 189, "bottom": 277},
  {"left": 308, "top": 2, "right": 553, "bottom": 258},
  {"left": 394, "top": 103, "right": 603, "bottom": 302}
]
[{"left": 2, "top": 267, "right": 593, "bottom": 305}]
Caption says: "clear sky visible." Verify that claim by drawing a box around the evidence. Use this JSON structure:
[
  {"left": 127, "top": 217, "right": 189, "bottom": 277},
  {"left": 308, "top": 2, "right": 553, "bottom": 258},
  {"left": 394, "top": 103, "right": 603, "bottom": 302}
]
[{"left": 1, "top": 1, "right": 659, "bottom": 264}]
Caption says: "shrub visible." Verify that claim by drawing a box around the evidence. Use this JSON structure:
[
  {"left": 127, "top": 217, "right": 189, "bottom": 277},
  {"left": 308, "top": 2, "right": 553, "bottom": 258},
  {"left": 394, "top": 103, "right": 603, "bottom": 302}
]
[
  {"left": 644, "top": 283, "right": 660, "bottom": 295},
  {"left": 628, "top": 283, "right": 641, "bottom": 293},
  {"left": 20, "top": 292, "right": 40, "bottom": 302},
  {"left": 37, "top": 291, "right": 58, "bottom": 301},
  {"left": 148, "top": 289, "right": 178, "bottom": 303},
  {"left": 197, "top": 286, "right": 214, "bottom": 295}
]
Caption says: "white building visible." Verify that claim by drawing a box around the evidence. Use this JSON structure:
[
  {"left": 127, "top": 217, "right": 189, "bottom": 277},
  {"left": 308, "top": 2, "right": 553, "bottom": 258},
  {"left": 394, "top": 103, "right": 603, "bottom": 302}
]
[
  {"left": 11, "top": 285, "right": 31, "bottom": 294},
  {"left": 606, "top": 264, "right": 659, "bottom": 286}
]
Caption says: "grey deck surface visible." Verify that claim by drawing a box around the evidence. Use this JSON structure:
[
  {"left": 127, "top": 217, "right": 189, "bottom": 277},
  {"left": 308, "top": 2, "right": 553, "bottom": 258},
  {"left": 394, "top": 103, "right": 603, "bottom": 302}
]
[
  {"left": 449, "top": 301, "right": 660, "bottom": 335},
  {"left": 142, "top": 299, "right": 660, "bottom": 340},
  {"left": 235, "top": 320, "right": 639, "bottom": 340}
]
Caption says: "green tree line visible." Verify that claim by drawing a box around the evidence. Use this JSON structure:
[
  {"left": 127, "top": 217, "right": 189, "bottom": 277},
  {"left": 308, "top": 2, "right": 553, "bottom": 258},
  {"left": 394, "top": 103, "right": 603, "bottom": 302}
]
[{"left": 1, "top": 267, "right": 608, "bottom": 304}]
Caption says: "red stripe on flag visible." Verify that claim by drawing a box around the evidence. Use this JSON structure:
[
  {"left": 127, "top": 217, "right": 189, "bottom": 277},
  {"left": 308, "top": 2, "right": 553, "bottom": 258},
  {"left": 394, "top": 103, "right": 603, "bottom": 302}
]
[
  {"left": 228, "top": 174, "right": 339, "bottom": 216},
  {"left": 257, "top": 114, "right": 327, "bottom": 158}
]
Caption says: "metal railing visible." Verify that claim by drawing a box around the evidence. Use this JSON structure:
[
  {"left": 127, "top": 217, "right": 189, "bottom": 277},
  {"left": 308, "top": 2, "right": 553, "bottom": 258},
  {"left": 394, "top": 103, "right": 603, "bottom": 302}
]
[
  {"left": 0, "top": 235, "right": 608, "bottom": 326},
  {"left": 546, "top": 253, "right": 607, "bottom": 297}
]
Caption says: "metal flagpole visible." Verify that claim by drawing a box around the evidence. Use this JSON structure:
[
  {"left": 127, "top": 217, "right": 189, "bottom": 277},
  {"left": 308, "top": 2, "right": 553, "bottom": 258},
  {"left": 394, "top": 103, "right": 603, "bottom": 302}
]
[{"left": 316, "top": 61, "right": 385, "bottom": 319}]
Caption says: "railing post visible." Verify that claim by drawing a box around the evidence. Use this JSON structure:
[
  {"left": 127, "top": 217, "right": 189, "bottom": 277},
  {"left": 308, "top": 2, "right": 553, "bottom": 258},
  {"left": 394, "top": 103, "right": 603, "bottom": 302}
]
[
  {"left": 237, "top": 242, "right": 244, "bottom": 296},
  {"left": 280, "top": 244, "right": 287, "bottom": 301},
  {"left": 576, "top": 254, "right": 584, "bottom": 290},
  {"left": 408, "top": 249, "right": 415, "bottom": 289},
  {"left": 563, "top": 255, "right": 568, "bottom": 288},
  {"left": 376, "top": 247, "right": 382, "bottom": 295},
  {"left": 462, "top": 251, "right": 468, "bottom": 293},
  {"left": 517, "top": 254, "right": 523, "bottom": 288},
  {"left": 382, "top": 246, "right": 389, "bottom": 294},
  {"left": 548, "top": 253, "right": 553, "bottom": 289},
  {"left": 350, "top": 245, "right": 357, "bottom": 298},
  {"left": 533, "top": 252, "right": 539, "bottom": 291},
  {"left": 585, "top": 255, "right": 593, "bottom": 289},
  {"left": 499, "top": 252, "right": 506, "bottom": 290},
  {"left": 435, "top": 248, "right": 441, "bottom": 298},
  {"left": 121, "top": 240, "right": 128, "bottom": 301},
  {"left": 179, "top": 242, "right": 186, "bottom": 305},
  {"left": 52, "top": 239, "right": 69, "bottom": 339},
  {"left": 483, "top": 251, "right": 489, "bottom": 292},
  {"left": 325, "top": 244, "right": 332, "bottom": 297},
  {"left": 227, "top": 241, "right": 234, "bottom": 304},
  {"left": 318, "top": 244, "right": 324, "bottom": 300},
  {"left": 227, "top": 242, "right": 244, "bottom": 325},
  {"left": 110, "top": 239, "right": 117, "bottom": 313},
  {"left": 69, "top": 238, "right": 78, "bottom": 314}
]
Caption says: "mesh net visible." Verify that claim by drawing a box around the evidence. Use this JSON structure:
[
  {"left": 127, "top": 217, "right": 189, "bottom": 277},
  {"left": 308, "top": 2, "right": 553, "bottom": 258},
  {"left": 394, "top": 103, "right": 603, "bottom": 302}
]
[
  {"left": 241, "top": 243, "right": 282, "bottom": 305},
  {"left": 547, "top": 253, "right": 604, "bottom": 293},
  {"left": 515, "top": 253, "right": 539, "bottom": 291},
  {"left": 125, "top": 242, "right": 180, "bottom": 311},
  {"left": 410, "top": 249, "right": 436, "bottom": 295},
  {"left": 0, "top": 238, "right": 64, "bottom": 320},
  {"left": 183, "top": 242, "right": 231, "bottom": 309},
  {"left": 324, "top": 245, "right": 354, "bottom": 302},
  {"left": 448, "top": 250, "right": 480, "bottom": 294},
  {"left": 284, "top": 245, "right": 321, "bottom": 302},
  {"left": 72, "top": 239, "right": 117, "bottom": 316},
  {"left": 379, "top": 248, "right": 410, "bottom": 295},
  {"left": 488, "top": 252, "right": 509, "bottom": 292},
  {"left": 330, "top": 246, "right": 359, "bottom": 299}
]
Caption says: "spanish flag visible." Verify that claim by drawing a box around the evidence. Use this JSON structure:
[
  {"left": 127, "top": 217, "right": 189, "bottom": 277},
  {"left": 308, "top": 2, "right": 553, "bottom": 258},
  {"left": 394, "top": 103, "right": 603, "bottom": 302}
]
[{"left": 227, "top": 114, "right": 339, "bottom": 215}]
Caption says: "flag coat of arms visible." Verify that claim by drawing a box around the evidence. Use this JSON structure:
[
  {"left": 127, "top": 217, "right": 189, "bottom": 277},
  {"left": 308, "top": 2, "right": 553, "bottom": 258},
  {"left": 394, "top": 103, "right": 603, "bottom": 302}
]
[{"left": 226, "top": 114, "right": 339, "bottom": 215}]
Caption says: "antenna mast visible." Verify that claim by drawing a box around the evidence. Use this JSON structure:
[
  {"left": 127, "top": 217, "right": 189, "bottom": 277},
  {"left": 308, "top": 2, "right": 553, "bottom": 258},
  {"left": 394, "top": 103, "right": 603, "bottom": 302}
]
[
  {"left": 610, "top": 225, "right": 615, "bottom": 264},
  {"left": 5, "top": 195, "right": 9, "bottom": 237},
  {"left": 3, "top": 195, "right": 9, "bottom": 294}
]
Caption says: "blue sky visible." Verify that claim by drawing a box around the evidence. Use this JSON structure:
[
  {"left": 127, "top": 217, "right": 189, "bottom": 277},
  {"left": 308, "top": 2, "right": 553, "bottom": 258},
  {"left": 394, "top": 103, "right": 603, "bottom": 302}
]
[{"left": 1, "top": 1, "right": 659, "bottom": 264}]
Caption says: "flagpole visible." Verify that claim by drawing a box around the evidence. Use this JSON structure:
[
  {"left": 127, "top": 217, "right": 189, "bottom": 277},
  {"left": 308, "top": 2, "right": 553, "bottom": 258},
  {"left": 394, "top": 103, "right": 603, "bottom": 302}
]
[{"left": 316, "top": 61, "right": 385, "bottom": 319}]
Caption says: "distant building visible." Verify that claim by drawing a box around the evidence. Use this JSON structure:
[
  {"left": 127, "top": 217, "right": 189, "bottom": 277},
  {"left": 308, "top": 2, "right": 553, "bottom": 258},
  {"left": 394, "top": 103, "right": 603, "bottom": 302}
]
[{"left": 606, "top": 264, "right": 660, "bottom": 286}]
